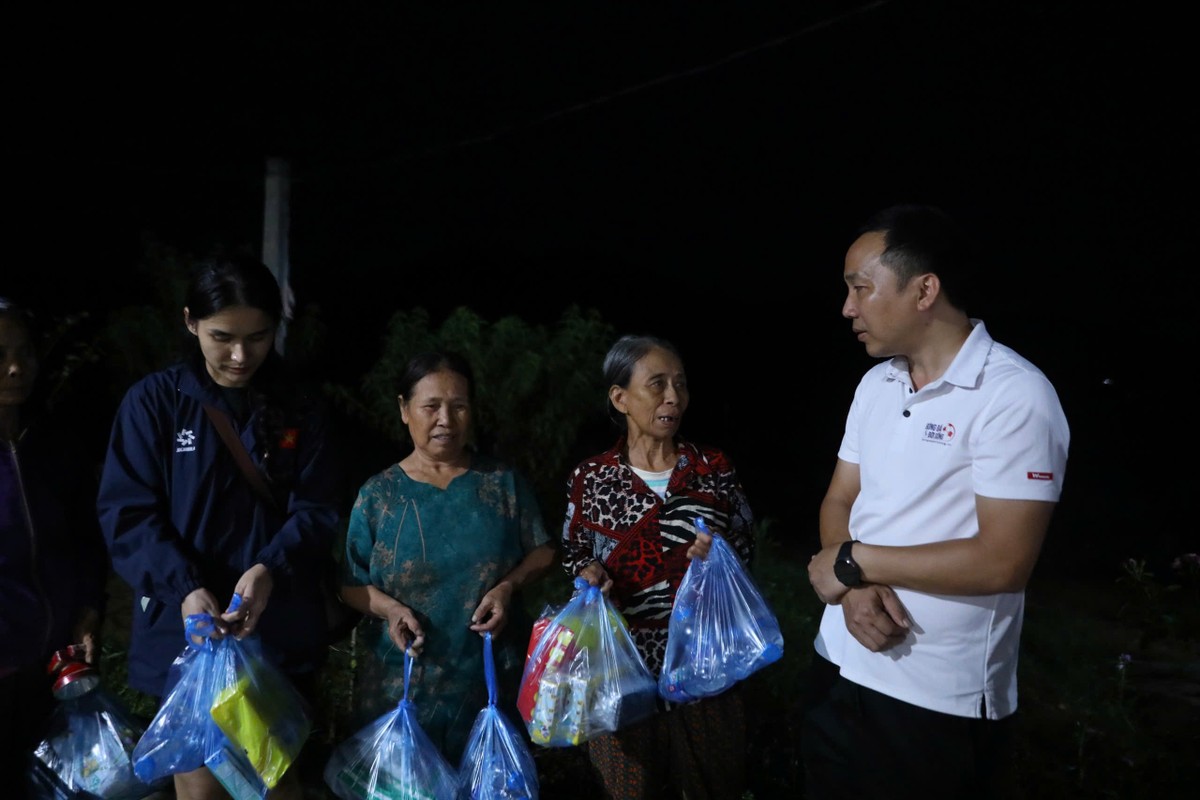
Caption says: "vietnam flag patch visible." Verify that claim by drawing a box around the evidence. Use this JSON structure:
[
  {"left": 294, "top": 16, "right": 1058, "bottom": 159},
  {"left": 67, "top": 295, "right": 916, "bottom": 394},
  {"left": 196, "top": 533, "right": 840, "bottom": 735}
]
[{"left": 280, "top": 429, "right": 299, "bottom": 449}]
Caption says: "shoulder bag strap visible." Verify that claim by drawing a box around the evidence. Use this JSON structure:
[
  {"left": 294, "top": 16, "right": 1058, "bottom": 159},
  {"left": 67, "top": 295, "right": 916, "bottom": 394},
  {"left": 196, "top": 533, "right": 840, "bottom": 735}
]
[{"left": 203, "top": 403, "right": 278, "bottom": 513}]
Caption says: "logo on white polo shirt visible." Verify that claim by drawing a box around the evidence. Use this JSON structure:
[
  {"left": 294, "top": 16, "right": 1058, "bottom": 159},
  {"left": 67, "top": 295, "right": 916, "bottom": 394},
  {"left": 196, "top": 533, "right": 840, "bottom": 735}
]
[
  {"left": 921, "top": 421, "right": 955, "bottom": 446},
  {"left": 176, "top": 428, "right": 196, "bottom": 453}
]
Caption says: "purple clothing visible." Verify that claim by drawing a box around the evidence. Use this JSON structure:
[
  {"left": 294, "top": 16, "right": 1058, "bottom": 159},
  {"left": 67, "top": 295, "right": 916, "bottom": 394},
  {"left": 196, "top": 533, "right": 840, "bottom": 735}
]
[{"left": 1, "top": 419, "right": 107, "bottom": 676}]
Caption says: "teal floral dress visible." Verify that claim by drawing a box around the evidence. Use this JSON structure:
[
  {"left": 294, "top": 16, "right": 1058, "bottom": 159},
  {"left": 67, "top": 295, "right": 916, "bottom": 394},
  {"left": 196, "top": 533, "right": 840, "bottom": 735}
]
[{"left": 342, "top": 454, "right": 549, "bottom": 762}]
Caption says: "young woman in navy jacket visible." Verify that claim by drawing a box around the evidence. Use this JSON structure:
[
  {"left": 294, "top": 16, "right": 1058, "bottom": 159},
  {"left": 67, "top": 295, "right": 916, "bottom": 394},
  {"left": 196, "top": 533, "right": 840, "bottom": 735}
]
[{"left": 97, "top": 256, "right": 340, "bottom": 799}]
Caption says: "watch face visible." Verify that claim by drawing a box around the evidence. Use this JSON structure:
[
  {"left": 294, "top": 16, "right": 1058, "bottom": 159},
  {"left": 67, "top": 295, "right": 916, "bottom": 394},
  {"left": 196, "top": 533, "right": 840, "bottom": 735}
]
[{"left": 835, "top": 546, "right": 861, "bottom": 587}]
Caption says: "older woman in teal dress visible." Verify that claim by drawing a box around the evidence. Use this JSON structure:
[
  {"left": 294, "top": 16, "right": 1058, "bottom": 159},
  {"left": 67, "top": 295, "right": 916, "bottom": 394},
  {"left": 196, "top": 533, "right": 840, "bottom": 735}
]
[{"left": 339, "top": 351, "right": 557, "bottom": 762}]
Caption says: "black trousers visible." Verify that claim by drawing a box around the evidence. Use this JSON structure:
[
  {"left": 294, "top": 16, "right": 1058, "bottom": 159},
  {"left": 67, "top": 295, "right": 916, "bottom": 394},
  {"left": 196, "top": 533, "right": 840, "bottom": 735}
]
[{"left": 800, "top": 655, "right": 1017, "bottom": 800}]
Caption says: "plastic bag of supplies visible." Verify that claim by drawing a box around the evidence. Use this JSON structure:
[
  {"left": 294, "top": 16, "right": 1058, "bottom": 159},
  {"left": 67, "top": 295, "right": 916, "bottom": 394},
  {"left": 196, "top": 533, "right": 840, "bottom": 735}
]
[
  {"left": 206, "top": 628, "right": 312, "bottom": 790},
  {"left": 517, "top": 577, "right": 657, "bottom": 747},
  {"left": 27, "top": 646, "right": 165, "bottom": 799},
  {"left": 658, "top": 517, "right": 784, "bottom": 702},
  {"left": 458, "top": 632, "right": 538, "bottom": 800},
  {"left": 131, "top": 619, "right": 224, "bottom": 784},
  {"left": 324, "top": 648, "right": 461, "bottom": 800},
  {"left": 131, "top": 610, "right": 312, "bottom": 798}
]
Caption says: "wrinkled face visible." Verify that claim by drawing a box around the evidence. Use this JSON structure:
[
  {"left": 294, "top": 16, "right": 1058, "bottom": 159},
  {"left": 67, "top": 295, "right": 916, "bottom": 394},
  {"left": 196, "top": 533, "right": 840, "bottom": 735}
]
[
  {"left": 400, "top": 368, "right": 471, "bottom": 462},
  {"left": 611, "top": 346, "right": 688, "bottom": 441},
  {"left": 842, "top": 231, "right": 921, "bottom": 358},
  {"left": 186, "top": 305, "right": 277, "bottom": 388},
  {"left": 0, "top": 316, "right": 38, "bottom": 410}
]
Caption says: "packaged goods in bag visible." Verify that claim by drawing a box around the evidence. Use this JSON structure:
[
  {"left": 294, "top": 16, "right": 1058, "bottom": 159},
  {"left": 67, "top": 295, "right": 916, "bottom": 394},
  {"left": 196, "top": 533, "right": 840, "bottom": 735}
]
[{"left": 518, "top": 577, "right": 657, "bottom": 746}]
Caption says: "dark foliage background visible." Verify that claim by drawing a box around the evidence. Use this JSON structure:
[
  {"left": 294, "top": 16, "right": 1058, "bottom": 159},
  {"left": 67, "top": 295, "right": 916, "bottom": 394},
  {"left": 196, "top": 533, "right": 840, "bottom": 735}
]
[{"left": 10, "top": 2, "right": 1195, "bottom": 573}]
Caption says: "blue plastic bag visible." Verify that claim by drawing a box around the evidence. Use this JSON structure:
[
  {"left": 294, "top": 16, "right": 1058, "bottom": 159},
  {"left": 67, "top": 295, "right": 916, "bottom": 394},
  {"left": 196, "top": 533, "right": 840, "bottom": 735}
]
[
  {"left": 324, "top": 648, "right": 461, "bottom": 800},
  {"left": 458, "top": 632, "right": 539, "bottom": 800},
  {"left": 658, "top": 517, "right": 784, "bottom": 702},
  {"left": 206, "top": 629, "right": 313, "bottom": 792},
  {"left": 131, "top": 613, "right": 268, "bottom": 798},
  {"left": 29, "top": 681, "right": 164, "bottom": 800},
  {"left": 519, "top": 577, "right": 657, "bottom": 747},
  {"left": 131, "top": 630, "right": 223, "bottom": 783},
  {"left": 131, "top": 612, "right": 311, "bottom": 798}
]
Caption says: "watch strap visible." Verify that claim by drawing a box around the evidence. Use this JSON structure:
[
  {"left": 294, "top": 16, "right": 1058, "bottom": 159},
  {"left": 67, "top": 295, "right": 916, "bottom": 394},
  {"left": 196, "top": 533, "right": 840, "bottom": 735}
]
[{"left": 835, "top": 539, "right": 862, "bottom": 587}]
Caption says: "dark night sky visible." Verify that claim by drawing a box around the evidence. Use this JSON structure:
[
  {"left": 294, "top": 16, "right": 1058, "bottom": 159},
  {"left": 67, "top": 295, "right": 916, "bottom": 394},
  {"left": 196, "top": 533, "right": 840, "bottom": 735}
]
[{"left": 9, "top": 2, "right": 1195, "bottom": 571}]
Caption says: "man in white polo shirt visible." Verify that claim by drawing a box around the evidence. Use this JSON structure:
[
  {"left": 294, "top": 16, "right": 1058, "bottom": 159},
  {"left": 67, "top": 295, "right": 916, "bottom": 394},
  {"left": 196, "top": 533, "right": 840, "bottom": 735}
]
[{"left": 802, "top": 204, "right": 1070, "bottom": 799}]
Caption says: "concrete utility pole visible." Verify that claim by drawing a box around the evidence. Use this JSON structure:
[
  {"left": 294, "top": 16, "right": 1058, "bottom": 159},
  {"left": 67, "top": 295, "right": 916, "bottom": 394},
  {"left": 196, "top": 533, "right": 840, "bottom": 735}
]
[{"left": 262, "top": 157, "right": 291, "bottom": 354}]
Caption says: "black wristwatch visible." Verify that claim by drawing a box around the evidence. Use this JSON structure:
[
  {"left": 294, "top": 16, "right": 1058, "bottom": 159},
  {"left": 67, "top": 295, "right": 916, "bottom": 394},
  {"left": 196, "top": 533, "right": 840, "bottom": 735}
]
[{"left": 834, "top": 540, "right": 863, "bottom": 587}]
